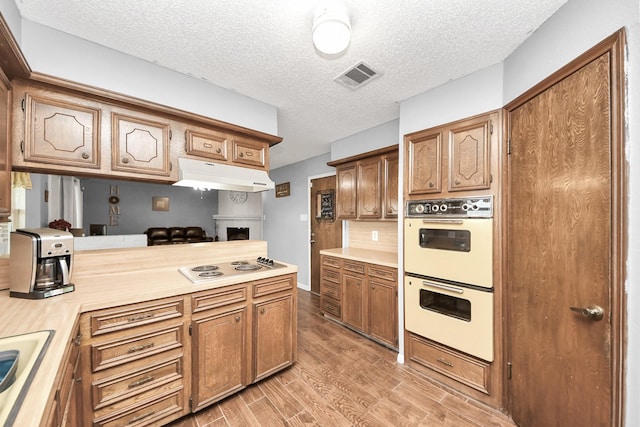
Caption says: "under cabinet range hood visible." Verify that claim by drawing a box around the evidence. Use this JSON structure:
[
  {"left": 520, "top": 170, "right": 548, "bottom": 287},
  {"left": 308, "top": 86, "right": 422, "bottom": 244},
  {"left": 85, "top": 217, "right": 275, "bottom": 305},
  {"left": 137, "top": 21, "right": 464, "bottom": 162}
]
[{"left": 173, "top": 158, "right": 275, "bottom": 192}]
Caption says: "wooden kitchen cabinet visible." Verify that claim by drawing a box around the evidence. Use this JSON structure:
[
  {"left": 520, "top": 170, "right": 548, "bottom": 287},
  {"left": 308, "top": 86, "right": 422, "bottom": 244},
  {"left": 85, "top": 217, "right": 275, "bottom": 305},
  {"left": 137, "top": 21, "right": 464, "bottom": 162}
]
[
  {"left": 43, "top": 320, "right": 82, "bottom": 427},
  {"left": 111, "top": 111, "right": 172, "bottom": 177},
  {"left": 320, "top": 256, "right": 342, "bottom": 320},
  {"left": 405, "top": 111, "right": 497, "bottom": 198},
  {"left": 336, "top": 163, "right": 357, "bottom": 219},
  {"left": 231, "top": 136, "right": 268, "bottom": 169},
  {"left": 79, "top": 296, "right": 189, "bottom": 427},
  {"left": 0, "top": 71, "right": 10, "bottom": 221},
  {"left": 10, "top": 75, "right": 281, "bottom": 183},
  {"left": 367, "top": 265, "right": 398, "bottom": 348},
  {"left": 329, "top": 145, "right": 398, "bottom": 221},
  {"left": 320, "top": 255, "right": 398, "bottom": 349},
  {"left": 357, "top": 156, "right": 382, "bottom": 219},
  {"left": 21, "top": 89, "right": 101, "bottom": 169},
  {"left": 185, "top": 127, "right": 229, "bottom": 162},
  {"left": 191, "top": 284, "right": 248, "bottom": 410},
  {"left": 342, "top": 261, "right": 366, "bottom": 331},
  {"left": 383, "top": 151, "right": 399, "bottom": 218},
  {"left": 252, "top": 274, "right": 296, "bottom": 381}
]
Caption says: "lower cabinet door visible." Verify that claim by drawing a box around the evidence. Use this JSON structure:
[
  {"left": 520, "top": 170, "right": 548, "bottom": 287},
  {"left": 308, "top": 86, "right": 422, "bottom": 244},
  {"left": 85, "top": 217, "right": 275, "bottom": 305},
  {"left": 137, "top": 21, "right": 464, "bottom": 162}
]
[
  {"left": 191, "top": 306, "right": 247, "bottom": 410},
  {"left": 368, "top": 280, "right": 397, "bottom": 348},
  {"left": 253, "top": 294, "right": 294, "bottom": 381},
  {"left": 342, "top": 273, "right": 365, "bottom": 332}
]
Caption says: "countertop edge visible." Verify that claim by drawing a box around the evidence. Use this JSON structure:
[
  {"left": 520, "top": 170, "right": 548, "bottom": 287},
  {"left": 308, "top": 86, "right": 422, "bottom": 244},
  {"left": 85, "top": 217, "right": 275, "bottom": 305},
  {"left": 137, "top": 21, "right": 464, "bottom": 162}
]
[{"left": 319, "top": 247, "right": 399, "bottom": 268}]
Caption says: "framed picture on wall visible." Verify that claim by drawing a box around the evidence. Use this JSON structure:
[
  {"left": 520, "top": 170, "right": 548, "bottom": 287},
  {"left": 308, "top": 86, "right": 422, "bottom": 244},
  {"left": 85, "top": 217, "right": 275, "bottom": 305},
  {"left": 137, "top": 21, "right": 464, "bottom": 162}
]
[
  {"left": 152, "top": 196, "right": 170, "bottom": 211},
  {"left": 275, "top": 182, "right": 290, "bottom": 198}
]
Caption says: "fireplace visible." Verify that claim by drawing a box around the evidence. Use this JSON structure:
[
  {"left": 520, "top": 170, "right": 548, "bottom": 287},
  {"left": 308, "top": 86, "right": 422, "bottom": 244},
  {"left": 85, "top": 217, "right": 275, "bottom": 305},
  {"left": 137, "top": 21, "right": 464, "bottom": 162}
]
[{"left": 227, "top": 227, "right": 250, "bottom": 241}]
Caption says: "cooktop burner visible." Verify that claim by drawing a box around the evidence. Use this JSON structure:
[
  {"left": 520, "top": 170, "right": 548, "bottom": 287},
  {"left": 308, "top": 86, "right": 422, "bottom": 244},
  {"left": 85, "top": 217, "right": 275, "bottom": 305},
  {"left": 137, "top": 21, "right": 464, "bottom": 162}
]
[
  {"left": 192, "top": 265, "right": 219, "bottom": 272},
  {"left": 230, "top": 261, "right": 249, "bottom": 266},
  {"left": 199, "top": 271, "right": 224, "bottom": 278}
]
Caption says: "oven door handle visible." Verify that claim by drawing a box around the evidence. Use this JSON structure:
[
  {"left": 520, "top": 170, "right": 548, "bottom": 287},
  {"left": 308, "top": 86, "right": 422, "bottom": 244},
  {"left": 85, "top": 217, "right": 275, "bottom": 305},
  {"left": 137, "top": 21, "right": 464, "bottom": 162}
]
[
  {"left": 420, "top": 219, "right": 464, "bottom": 224},
  {"left": 422, "top": 280, "right": 465, "bottom": 294}
]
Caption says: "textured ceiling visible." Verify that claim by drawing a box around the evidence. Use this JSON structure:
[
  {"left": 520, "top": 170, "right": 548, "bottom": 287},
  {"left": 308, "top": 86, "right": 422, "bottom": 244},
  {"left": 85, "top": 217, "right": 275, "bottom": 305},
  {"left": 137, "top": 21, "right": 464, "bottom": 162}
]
[{"left": 13, "top": 0, "right": 567, "bottom": 169}]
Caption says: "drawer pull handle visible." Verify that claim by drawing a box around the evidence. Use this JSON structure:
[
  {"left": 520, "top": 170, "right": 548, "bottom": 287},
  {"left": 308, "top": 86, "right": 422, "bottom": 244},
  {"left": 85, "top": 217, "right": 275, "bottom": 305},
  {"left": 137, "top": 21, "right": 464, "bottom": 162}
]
[
  {"left": 128, "top": 375, "right": 155, "bottom": 388},
  {"left": 73, "top": 334, "right": 82, "bottom": 346},
  {"left": 437, "top": 357, "right": 454, "bottom": 367},
  {"left": 130, "top": 411, "right": 155, "bottom": 423},
  {"left": 128, "top": 312, "right": 154, "bottom": 322},
  {"left": 127, "top": 342, "right": 155, "bottom": 353},
  {"left": 203, "top": 142, "right": 212, "bottom": 148}
]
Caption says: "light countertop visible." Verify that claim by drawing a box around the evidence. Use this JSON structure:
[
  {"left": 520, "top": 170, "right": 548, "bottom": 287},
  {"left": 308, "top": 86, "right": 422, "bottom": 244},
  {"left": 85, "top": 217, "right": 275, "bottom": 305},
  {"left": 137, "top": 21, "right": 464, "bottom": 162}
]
[{"left": 320, "top": 247, "right": 399, "bottom": 268}]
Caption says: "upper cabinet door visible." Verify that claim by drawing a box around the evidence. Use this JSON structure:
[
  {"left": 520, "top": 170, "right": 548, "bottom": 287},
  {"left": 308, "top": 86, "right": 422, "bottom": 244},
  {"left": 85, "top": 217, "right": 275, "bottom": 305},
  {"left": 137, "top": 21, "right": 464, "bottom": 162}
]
[
  {"left": 448, "top": 115, "right": 491, "bottom": 192},
  {"left": 185, "top": 128, "right": 228, "bottom": 162},
  {"left": 357, "top": 157, "right": 382, "bottom": 219},
  {"left": 0, "top": 75, "right": 10, "bottom": 220},
  {"left": 231, "top": 137, "right": 268, "bottom": 169},
  {"left": 336, "top": 164, "right": 357, "bottom": 219},
  {"left": 407, "top": 132, "right": 442, "bottom": 195},
  {"left": 383, "top": 152, "right": 399, "bottom": 218},
  {"left": 112, "top": 112, "right": 171, "bottom": 177},
  {"left": 24, "top": 93, "right": 100, "bottom": 169}
]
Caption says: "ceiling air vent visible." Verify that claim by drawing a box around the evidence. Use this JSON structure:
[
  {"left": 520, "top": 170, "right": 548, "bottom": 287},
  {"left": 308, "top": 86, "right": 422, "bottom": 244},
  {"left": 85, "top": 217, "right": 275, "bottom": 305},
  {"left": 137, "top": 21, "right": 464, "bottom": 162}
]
[{"left": 334, "top": 61, "right": 380, "bottom": 89}]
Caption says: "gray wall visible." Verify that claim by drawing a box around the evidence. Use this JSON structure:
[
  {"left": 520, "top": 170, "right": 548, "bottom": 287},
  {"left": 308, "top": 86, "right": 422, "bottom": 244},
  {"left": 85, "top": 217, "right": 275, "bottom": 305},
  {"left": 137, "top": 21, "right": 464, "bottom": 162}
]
[
  {"left": 81, "top": 177, "right": 218, "bottom": 237},
  {"left": 25, "top": 174, "right": 219, "bottom": 237},
  {"left": 262, "top": 153, "right": 334, "bottom": 288}
]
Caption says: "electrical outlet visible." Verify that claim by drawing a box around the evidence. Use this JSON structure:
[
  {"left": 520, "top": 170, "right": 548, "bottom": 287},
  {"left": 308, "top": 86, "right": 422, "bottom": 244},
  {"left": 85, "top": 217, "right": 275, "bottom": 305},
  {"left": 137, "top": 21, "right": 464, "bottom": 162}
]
[{"left": 372, "top": 230, "right": 378, "bottom": 241}]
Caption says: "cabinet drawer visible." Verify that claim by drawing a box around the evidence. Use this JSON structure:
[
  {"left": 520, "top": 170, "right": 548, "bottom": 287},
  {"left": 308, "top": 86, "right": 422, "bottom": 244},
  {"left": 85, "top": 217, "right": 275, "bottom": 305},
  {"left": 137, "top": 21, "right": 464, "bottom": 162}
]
[
  {"left": 89, "top": 298, "right": 184, "bottom": 337},
  {"left": 322, "top": 256, "right": 341, "bottom": 269},
  {"left": 343, "top": 261, "right": 365, "bottom": 274},
  {"left": 253, "top": 275, "right": 294, "bottom": 298},
  {"left": 185, "top": 128, "right": 228, "bottom": 161},
  {"left": 321, "top": 267, "right": 341, "bottom": 284},
  {"left": 231, "top": 137, "right": 266, "bottom": 168},
  {"left": 92, "top": 357, "right": 183, "bottom": 411},
  {"left": 367, "top": 266, "right": 397, "bottom": 282},
  {"left": 320, "top": 280, "right": 341, "bottom": 300},
  {"left": 192, "top": 284, "right": 247, "bottom": 314},
  {"left": 320, "top": 296, "right": 341, "bottom": 319},
  {"left": 93, "top": 387, "right": 184, "bottom": 427},
  {"left": 91, "top": 325, "right": 183, "bottom": 372},
  {"left": 408, "top": 334, "right": 490, "bottom": 394}
]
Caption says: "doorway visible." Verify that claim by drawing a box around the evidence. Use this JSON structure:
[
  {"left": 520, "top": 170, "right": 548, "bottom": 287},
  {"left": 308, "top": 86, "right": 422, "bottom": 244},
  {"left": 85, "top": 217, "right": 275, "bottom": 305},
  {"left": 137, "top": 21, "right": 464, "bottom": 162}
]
[
  {"left": 309, "top": 174, "right": 342, "bottom": 295},
  {"left": 505, "top": 31, "right": 625, "bottom": 426}
]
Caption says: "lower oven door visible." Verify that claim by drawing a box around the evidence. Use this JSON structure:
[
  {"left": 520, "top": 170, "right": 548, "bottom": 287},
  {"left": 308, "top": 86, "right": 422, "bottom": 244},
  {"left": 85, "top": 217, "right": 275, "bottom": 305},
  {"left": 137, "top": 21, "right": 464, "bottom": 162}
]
[{"left": 404, "top": 275, "right": 493, "bottom": 361}]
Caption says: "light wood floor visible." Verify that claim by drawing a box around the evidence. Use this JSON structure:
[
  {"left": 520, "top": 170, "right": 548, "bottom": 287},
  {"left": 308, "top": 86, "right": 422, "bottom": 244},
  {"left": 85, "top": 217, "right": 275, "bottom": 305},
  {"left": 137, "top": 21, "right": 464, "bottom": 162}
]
[{"left": 167, "top": 290, "right": 516, "bottom": 426}]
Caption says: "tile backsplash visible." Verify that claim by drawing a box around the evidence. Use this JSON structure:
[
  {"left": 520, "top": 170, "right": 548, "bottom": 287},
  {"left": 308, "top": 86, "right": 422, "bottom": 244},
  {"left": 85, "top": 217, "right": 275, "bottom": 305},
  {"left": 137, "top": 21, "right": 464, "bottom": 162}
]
[{"left": 348, "top": 221, "right": 398, "bottom": 253}]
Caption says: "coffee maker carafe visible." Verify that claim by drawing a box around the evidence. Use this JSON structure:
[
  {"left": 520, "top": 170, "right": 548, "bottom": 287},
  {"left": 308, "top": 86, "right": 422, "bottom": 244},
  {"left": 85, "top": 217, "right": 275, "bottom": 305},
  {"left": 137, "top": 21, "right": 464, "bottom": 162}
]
[{"left": 10, "top": 228, "right": 75, "bottom": 299}]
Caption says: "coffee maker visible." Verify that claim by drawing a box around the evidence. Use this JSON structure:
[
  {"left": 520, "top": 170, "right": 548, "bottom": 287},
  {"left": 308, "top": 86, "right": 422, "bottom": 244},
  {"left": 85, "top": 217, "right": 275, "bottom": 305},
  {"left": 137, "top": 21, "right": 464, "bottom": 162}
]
[{"left": 10, "top": 228, "right": 75, "bottom": 299}]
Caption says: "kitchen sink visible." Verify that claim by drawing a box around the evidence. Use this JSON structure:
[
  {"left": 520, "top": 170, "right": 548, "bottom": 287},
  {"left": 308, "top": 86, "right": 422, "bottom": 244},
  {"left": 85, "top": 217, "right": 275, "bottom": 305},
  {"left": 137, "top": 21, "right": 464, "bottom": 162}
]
[{"left": 0, "top": 330, "right": 54, "bottom": 427}]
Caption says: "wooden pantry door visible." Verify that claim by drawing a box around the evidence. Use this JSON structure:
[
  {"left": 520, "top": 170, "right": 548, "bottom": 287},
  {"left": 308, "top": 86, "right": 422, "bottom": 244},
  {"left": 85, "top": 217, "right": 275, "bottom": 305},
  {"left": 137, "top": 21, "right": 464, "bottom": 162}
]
[
  {"left": 505, "top": 31, "right": 625, "bottom": 427},
  {"left": 310, "top": 175, "right": 342, "bottom": 294}
]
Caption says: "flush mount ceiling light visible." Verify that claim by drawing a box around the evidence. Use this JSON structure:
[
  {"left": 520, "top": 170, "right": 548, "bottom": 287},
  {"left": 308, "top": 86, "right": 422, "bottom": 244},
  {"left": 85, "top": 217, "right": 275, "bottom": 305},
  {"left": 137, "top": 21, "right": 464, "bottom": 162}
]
[{"left": 312, "top": 2, "right": 351, "bottom": 55}]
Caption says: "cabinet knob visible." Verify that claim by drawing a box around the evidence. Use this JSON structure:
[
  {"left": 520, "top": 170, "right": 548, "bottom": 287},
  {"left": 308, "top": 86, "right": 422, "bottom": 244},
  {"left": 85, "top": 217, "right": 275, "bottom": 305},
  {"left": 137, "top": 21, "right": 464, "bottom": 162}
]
[
  {"left": 455, "top": 180, "right": 461, "bottom": 185},
  {"left": 239, "top": 152, "right": 244, "bottom": 158},
  {"left": 235, "top": 315, "right": 241, "bottom": 322},
  {"left": 216, "top": 148, "right": 222, "bottom": 153},
  {"left": 122, "top": 157, "right": 129, "bottom": 164},
  {"left": 260, "top": 307, "right": 265, "bottom": 314},
  {"left": 81, "top": 152, "right": 89, "bottom": 160},
  {"left": 429, "top": 182, "right": 434, "bottom": 188}
]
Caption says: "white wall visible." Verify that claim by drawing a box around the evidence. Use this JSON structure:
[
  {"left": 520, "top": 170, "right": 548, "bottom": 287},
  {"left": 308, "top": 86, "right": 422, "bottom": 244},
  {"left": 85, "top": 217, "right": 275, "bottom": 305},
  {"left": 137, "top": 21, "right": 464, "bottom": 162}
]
[
  {"left": 330, "top": 119, "right": 399, "bottom": 162},
  {"left": 13, "top": 19, "right": 278, "bottom": 137}
]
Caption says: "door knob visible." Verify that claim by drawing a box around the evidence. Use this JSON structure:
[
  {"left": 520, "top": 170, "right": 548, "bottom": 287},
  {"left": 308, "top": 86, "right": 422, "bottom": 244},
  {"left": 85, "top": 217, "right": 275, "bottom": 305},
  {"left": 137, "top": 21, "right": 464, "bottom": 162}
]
[{"left": 570, "top": 305, "right": 604, "bottom": 321}]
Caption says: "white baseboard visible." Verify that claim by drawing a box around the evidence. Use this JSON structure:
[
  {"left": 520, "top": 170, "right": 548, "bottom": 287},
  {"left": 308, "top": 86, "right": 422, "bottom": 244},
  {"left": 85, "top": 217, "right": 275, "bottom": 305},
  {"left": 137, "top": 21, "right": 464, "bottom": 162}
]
[{"left": 297, "top": 281, "right": 310, "bottom": 291}]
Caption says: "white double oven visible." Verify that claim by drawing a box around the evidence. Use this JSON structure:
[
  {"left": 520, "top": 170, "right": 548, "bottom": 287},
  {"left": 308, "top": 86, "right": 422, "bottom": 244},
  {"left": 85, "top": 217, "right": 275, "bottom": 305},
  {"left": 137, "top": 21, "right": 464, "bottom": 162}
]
[{"left": 404, "top": 196, "right": 494, "bottom": 361}]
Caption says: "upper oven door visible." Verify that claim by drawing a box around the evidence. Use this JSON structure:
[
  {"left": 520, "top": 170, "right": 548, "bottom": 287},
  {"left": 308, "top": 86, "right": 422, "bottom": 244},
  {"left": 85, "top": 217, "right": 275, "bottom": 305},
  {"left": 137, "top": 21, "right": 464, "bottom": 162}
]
[{"left": 404, "top": 217, "right": 493, "bottom": 288}]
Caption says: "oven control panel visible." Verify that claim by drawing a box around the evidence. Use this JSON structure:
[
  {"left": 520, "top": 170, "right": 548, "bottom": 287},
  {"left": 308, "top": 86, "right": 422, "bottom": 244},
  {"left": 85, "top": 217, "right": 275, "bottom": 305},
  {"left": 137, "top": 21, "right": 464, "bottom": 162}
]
[{"left": 406, "top": 196, "right": 493, "bottom": 218}]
